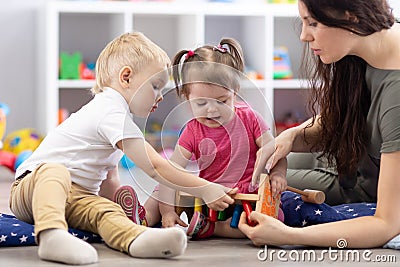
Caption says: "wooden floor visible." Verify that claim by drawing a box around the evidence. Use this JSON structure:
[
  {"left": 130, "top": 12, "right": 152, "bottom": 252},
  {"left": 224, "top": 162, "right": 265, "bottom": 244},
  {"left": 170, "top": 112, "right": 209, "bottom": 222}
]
[{"left": 1, "top": 166, "right": 399, "bottom": 266}]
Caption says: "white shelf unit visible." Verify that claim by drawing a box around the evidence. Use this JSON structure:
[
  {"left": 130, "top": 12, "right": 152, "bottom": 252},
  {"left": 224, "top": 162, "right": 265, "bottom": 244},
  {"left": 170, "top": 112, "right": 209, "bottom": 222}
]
[{"left": 38, "top": 1, "right": 308, "bottom": 135}]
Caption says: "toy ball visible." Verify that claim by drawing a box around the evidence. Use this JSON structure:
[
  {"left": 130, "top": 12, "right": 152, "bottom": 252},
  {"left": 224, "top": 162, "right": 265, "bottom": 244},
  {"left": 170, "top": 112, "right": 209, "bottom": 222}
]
[
  {"left": 14, "top": 150, "right": 33, "bottom": 171},
  {"left": 3, "top": 128, "right": 43, "bottom": 155},
  {"left": 120, "top": 154, "right": 135, "bottom": 169}
]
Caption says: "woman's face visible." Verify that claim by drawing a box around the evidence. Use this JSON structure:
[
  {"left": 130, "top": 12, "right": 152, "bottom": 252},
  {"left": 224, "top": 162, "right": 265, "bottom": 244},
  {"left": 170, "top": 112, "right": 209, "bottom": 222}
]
[
  {"left": 298, "top": 1, "right": 357, "bottom": 64},
  {"left": 187, "top": 83, "right": 235, "bottom": 128}
]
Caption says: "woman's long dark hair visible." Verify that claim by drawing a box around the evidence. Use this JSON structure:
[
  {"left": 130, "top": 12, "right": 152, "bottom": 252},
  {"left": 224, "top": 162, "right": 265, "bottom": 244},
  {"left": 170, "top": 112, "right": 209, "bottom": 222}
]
[{"left": 300, "top": 0, "right": 395, "bottom": 178}]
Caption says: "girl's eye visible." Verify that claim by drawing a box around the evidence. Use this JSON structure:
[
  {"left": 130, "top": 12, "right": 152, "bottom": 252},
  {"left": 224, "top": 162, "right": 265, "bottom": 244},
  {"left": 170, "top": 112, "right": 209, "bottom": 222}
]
[
  {"left": 309, "top": 22, "right": 318, "bottom": 27},
  {"left": 196, "top": 102, "right": 206, "bottom": 106},
  {"left": 217, "top": 100, "right": 227, "bottom": 104}
]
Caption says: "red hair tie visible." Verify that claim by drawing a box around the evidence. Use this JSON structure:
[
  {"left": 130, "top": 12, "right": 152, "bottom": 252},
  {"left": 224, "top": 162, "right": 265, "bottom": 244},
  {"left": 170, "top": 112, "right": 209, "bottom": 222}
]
[{"left": 185, "top": 50, "right": 195, "bottom": 59}]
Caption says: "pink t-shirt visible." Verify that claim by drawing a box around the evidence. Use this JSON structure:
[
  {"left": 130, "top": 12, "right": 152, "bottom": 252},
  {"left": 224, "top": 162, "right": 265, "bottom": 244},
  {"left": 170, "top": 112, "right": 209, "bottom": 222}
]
[{"left": 178, "top": 104, "right": 270, "bottom": 193}]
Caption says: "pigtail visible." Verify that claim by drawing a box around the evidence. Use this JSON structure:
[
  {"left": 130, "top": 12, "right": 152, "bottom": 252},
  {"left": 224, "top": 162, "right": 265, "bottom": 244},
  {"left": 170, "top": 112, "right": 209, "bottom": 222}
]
[
  {"left": 172, "top": 50, "right": 190, "bottom": 97},
  {"left": 219, "top": 38, "right": 245, "bottom": 72}
]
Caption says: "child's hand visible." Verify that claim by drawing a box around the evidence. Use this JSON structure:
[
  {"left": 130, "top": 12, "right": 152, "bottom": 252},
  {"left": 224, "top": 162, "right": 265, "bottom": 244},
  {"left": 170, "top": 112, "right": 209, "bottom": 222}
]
[
  {"left": 202, "top": 184, "right": 238, "bottom": 211},
  {"left": 270, "top": 174, "right": 287, "bottom": 198},
  {"left": 161, "top": 211, "right": 188, "bottom": 228}
]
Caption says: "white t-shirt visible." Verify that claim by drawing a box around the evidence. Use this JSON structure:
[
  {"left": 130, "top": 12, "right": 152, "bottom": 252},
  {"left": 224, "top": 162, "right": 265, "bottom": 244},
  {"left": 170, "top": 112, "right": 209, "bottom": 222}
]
[{"left": 16, "top": 88, "right": 144, "bottom": 194}]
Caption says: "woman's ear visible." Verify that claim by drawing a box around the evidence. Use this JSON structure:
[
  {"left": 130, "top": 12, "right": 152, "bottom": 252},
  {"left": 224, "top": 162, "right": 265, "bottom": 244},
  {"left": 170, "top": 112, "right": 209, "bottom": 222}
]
[{"left": 119, "top": 66, "right": 133, "bottom": 88}]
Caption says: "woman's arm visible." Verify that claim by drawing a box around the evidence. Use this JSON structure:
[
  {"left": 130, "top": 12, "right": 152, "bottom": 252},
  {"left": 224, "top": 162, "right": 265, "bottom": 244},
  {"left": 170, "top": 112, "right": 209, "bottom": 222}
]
[
  {"left": 254, "top": 132, "right": 287, "bottom": 197},
  {"left": 252, "top": 116, "right": 322, "bottom": 180},
  {"left": 240, "top": 151, "right": 400, "bottom": 248},
  {"left": 279, "top": 115, "right": 322, "bottom": 153}
]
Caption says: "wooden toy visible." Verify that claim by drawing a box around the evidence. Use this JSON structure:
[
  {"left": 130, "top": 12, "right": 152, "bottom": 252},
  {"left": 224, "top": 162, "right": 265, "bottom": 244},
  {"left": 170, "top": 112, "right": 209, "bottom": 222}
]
[
  {"left": 175, "top": 174, "right": 280, "bottom": 223},
  {"left": 217, "top": 210, "right": 226, "bottom": 221},
  {"left": 194, "top": 197, "right": 203, "bottom": 212},
  {"left": 242, "top": 200, "right": 256, "bottom": 226},
  {"left": 286, "top": 185, "right": 325, "bottom": 204},
  {"left": 209, "top": 209, "right": 218, "bottom": 222},
  {"left": 174, "top": 174, "right": 326, "bottom": 226},
  {"left": 230, "top": 204, "right": 243, "bottom": 228}
]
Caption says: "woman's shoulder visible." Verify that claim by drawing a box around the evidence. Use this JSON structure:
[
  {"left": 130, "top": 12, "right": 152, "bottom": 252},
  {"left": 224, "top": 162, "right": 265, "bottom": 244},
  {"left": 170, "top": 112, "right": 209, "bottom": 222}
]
[{"left": 366, "top": 65, "right": 400, "bottom": 90}]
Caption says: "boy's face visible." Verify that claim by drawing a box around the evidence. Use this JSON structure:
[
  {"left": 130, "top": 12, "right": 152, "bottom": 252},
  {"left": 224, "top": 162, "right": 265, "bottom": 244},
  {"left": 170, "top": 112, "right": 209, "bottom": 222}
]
[
  {"left": 187, "top": 83, "right": 236, "bottom": 128},
  {"left": 127, "top": 62, "right": 169, "bottom": 117}
]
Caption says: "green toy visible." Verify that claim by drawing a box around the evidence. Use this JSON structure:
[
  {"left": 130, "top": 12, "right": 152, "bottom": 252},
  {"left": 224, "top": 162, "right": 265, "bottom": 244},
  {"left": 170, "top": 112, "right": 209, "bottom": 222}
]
[{"left": 59, "top": 52, "right": 83, "bottom": 79}]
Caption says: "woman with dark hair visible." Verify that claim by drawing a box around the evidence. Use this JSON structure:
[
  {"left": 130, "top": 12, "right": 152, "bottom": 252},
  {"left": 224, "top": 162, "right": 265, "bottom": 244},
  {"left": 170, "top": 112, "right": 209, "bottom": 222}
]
[{"left": 239, "top": 0, "right": 400, "bottom": 248}]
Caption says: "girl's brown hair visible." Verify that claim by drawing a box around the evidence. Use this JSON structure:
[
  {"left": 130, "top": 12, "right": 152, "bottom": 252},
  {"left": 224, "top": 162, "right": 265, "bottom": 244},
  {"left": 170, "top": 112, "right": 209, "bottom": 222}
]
[{"left": 172, "top": 38, "right": 245, "bottom": 99}]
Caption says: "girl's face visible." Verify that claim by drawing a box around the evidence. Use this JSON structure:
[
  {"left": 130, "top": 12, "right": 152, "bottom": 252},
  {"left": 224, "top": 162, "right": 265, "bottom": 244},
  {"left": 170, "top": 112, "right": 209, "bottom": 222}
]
[
  {"left": 187, "top": 83, "right": 236, "bottom": 128},
  {"left": 127, "top": 62, "right": 168, "bottom": 117},
  {"left": 298, "top": 1, "right": 357, "bottom": 64}
]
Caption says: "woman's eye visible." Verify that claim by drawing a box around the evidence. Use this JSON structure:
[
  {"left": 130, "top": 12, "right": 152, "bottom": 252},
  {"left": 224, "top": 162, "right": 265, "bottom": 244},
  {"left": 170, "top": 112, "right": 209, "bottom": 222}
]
[
  {"left": 217, "top": 100, "right": 227, "bottom": 104},
  {"left": 309, "top": 22, "right": 318, "bottom": 27}
]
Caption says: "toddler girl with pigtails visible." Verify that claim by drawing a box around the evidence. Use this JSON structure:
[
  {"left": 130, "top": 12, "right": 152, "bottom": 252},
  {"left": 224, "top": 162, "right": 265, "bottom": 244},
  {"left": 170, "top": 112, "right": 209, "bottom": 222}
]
[{"left": 115, "top": 38, "right": 286, "bottom": 239}]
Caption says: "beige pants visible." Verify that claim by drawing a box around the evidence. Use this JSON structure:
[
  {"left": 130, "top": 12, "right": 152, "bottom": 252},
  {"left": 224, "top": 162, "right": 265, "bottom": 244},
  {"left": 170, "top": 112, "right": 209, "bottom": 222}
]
[{"left": 9, "top": 163, "right": 146, "bottom": 253}]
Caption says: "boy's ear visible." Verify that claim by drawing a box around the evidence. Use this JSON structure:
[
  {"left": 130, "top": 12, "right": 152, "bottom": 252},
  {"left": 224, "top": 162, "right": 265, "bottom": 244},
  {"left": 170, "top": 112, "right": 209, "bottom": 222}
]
[{"left": 119, "top": 66, "right": 133, "bottom": 88}]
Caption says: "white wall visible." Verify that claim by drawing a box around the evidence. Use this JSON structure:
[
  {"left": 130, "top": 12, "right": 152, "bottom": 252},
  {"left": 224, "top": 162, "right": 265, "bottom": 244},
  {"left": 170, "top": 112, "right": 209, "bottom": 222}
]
[
  {"left": 0, "top": 0, "right": 399, "bottom": 136},
  {"left": 0, "top": 0, "right": 47, "bottom": 136},
  {"left": 389, "top": 0, "right": 400, "bottom": 16}
]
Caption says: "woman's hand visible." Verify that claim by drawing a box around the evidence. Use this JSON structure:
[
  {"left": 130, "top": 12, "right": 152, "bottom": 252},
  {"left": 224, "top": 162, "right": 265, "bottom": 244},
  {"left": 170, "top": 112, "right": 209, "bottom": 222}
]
[
  {"left": 161, "top": 211, "right": 188, "bottom": 228},
  {"left": 238, "top": 211, "right": 292, "bottom": 246},
  {"left": 252, "top": 129, "right": 296, "bottom": 187}
]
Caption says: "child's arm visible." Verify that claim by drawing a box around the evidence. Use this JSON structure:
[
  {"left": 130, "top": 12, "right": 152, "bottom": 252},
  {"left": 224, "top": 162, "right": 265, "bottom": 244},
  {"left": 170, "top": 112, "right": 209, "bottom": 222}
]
[
  {"left": 254, "top": 132, "right": 287, "bottom": 197},
  {"left": 268, "top": 157, "right": 287, "bottom": 198},
  {"left": 158, "top": 145, "right": 192, "bottom": 227},
  {"left": 158, "top": 184, "right": 188, "bottom": 228},
  {"left": 117, "top": 138, "right": 237, "bottom": 211},
  {"left": 99, "top": 165, "right": 121, "bottom": 200}
]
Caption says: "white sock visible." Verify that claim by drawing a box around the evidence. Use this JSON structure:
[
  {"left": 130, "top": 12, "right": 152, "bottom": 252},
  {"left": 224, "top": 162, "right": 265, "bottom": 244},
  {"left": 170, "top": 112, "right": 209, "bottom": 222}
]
[
  {"left": 38, "top": 229, "right": 98, "bottom": 265},
  {"left": 129, "top": 227, "right": 187, "bottom": 258}
]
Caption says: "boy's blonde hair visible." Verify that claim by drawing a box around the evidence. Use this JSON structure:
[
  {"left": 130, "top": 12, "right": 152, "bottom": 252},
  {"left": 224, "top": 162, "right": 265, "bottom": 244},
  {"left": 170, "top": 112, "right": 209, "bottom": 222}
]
[{"left": 92, "top": 32, "right": 170, "bottom": 94}]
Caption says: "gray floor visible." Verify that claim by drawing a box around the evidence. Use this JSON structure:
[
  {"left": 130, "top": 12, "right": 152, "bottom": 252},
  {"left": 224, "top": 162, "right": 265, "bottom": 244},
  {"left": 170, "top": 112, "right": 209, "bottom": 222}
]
[{"left": 1, "top": 166, "right": 399, "bottom": 266}]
